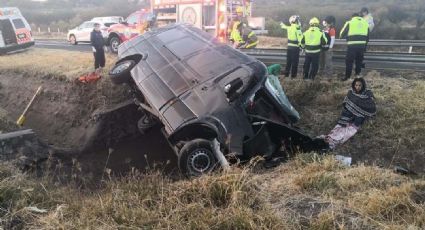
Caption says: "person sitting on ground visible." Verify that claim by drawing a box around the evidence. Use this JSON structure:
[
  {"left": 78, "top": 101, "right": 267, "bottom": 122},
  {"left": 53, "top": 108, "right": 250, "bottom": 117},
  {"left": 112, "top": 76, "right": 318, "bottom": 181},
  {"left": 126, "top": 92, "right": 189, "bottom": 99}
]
[{"left": 321, "top": 77, "right": 376, "bottom": 149}]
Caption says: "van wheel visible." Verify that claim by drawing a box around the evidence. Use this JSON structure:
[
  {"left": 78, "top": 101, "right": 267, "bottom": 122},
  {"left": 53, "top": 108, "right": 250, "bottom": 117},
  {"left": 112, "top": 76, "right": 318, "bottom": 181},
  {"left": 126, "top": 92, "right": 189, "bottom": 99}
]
[
  {"left": 110, "top": 36, "right": 121, "bottom": 53},
  {"left": 109, "top": 60, "right": 136, "bottom": 85},
  {"left": 69, "top": 35, "right": 77, "bottom": 45},
  {"left": 178, "top": 139, "right": 218, "bottom": 177}
]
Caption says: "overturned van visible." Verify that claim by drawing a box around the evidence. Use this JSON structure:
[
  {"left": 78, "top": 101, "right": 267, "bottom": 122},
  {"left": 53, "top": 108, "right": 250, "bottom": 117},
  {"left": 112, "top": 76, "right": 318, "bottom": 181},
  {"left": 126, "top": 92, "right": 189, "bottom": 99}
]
[
  {"left": 0, "top": 7, "right": 34, "bottom": 54},
  {"left": 109, "top": 24, "right": 326, "bottom": 177}
]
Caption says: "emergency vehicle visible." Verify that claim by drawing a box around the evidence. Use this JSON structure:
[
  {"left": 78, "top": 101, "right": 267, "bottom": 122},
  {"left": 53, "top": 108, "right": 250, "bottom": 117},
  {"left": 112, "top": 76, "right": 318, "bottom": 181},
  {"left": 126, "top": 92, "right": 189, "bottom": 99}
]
[
  {"left": 107, "top": 9, "right": 155, "bottom": 53},
  {"left": 0, "top": 7, "right": 34, "bottom": 54},
  {"left": 151, "top": 0, "right": 261, "bottom": 43}
]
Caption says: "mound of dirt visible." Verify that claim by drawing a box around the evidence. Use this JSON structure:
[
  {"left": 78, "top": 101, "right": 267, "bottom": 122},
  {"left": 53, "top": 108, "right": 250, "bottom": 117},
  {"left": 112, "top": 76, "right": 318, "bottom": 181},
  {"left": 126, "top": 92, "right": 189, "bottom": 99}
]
[{"left": 0, "top": 71, "right": 133, "bottom": 150}]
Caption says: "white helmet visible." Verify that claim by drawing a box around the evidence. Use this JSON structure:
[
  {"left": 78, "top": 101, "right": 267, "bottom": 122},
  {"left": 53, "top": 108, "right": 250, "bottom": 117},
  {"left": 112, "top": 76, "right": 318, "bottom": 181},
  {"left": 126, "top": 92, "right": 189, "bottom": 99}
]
[{"left": 289, "top": 15, "right": 300, "bottom": 24}]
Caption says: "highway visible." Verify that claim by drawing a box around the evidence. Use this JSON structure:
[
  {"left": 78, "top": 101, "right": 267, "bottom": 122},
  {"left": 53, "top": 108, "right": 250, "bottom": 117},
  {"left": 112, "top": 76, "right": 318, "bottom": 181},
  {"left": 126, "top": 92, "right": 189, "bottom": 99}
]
[{"left": 34, "top": 39, "right": 425, "bottom": 71}]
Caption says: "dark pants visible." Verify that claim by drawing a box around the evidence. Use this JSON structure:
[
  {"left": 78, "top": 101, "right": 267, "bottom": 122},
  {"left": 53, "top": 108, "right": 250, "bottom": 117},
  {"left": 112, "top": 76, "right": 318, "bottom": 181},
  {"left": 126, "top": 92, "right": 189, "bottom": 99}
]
[
  {"left": 303, "top": 53, "right": 320, "bottom": 80},
  {"left": 94, "top": 48, "right": 106, "bottom": 69},
  {"left": 284, "top": 47, "right": 300, "bottom": 78},
  {"left": 345, "top": 45, "right": 365, "bottom": 79}
]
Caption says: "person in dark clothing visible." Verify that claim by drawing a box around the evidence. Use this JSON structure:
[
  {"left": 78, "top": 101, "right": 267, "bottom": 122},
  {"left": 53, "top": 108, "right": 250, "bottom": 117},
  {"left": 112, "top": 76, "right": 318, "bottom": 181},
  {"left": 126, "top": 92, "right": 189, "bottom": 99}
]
[
  {"left": 319, "top": 77, "right": 376, "bottom": 149},
  {"left": 90, "top": 23, "right": 106, "bottom": 73},
  {"left": 340, "top": 13, "right": 369, "bottom": 81}
]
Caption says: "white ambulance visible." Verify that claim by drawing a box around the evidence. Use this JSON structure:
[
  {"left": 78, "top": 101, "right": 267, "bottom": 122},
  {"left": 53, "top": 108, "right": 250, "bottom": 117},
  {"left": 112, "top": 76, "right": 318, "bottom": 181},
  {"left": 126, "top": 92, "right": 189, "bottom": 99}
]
[{"left": 0, "top": 7, "right": 34, "bottom": 54}]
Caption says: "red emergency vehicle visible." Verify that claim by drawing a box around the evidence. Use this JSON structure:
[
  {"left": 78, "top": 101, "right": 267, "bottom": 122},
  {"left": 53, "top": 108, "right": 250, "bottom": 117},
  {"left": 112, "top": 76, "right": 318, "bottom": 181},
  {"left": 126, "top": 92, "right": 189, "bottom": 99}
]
[
  {"left": 107, "top": 9, "right": 155, "bottom": 53},
  {"left": 151, "top": 0, "right": 253, "bottom": 43},
  {"left": 0, "top": 7, "right": 34, "bottom": 54},
  {"left": 107, "top": 1, "right": 261, "bottom": 53}
]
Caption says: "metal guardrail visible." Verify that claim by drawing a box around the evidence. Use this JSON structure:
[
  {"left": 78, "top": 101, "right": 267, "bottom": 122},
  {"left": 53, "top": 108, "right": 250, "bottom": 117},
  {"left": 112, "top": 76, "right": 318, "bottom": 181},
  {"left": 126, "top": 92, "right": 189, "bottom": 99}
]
[
  {"left": 334, "top": 39, "right": 425, "bottom": 47},
  {"left": 240, "top": 48, "right": 425, "bottom": 71}
]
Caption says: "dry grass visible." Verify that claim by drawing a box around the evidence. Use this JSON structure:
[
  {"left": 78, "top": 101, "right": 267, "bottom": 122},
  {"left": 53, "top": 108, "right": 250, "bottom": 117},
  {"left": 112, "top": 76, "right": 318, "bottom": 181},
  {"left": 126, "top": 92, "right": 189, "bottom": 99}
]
[
  {"left": 0, "top": 48, "right": 116, "bottom": 81},
  {"left": 261, "top": 153, "right": 425, "bottom": 229},
  {"left": 1, "top": 155, "right": 424, "bottom": 229},
  {"left": 0, "top": 164, "right": 285, "bottom": 230}
]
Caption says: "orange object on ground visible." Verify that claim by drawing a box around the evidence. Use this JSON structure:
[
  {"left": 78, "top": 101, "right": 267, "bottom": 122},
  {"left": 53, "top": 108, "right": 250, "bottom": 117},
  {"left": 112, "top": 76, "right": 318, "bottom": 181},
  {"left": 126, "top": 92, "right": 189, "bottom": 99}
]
[{"left": 78, "top": 72, "right": 101, "bottom": 83}]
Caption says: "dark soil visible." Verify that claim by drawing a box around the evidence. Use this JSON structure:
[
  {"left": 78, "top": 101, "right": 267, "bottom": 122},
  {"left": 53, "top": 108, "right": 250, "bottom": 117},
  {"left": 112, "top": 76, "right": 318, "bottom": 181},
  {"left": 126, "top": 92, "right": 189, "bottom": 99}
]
[{"left": 0, "top": 71, "right": 177, "bottom": 179}]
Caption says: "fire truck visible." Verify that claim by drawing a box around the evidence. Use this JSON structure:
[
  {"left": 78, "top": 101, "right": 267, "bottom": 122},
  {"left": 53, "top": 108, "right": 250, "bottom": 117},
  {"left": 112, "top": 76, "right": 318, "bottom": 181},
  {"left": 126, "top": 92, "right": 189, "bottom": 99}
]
[
  {"left": 151, "top": 0, "right": 263, "bottom": 43},
  {"left": 0, "top": 7, "right": 34, "bottom": 54}
]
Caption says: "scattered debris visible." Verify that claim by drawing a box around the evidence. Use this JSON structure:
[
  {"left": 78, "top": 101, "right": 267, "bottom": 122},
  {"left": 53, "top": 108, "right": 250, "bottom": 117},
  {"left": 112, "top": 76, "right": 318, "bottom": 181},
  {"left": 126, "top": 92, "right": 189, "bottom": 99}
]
[
  {"left": 78, "top": 72, "right": 101, "bottom": 84},
  {"left": 25, "top": 206, "right": 48, "bottom": 214},
  {"left": 394, "top": 166, "right": 417, "bottom": 175},
  {"left": 335, "top": 155, "right": 352, "bottom": 166}
]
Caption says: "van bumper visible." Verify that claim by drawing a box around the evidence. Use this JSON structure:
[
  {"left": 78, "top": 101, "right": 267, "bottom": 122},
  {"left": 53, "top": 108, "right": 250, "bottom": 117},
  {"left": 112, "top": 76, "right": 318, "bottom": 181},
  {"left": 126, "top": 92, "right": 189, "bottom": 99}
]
[{"left": 0, "top": 41, "right": 35, "bottom": 54}]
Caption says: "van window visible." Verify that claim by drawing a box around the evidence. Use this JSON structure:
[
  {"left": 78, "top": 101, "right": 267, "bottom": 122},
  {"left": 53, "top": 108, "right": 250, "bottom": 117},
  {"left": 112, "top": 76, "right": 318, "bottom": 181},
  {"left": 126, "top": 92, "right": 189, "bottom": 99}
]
[{"left": 12, "top": 19, "right": 25, "bottom": 29}]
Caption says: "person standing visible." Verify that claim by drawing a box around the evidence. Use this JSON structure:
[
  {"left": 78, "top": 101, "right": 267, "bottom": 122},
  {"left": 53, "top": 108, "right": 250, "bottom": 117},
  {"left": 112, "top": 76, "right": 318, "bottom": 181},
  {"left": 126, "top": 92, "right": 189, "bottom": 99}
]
[
  {"left": 340, "top": 13, "right": 369, "bottom": 81},
  {"left": 360, "top": 7, "right": 374, "bottom": 68},
  {"left": 280, "top": 15, "right": 303, "bottom": 78},
  {"left": 240, "top": 24, "right": 259, "bottom": 48},
  {"left": 301, "top": 17, "right": 328, "bottom": 80},
  {"left": 360, "top": 7, "right": 374, "bottom": 32},
  {"left": 90, "top": 23, "right": 106, "bottom": 74},
  {"left": 319, "top": 16, "right": 336, "bottom": 77}
]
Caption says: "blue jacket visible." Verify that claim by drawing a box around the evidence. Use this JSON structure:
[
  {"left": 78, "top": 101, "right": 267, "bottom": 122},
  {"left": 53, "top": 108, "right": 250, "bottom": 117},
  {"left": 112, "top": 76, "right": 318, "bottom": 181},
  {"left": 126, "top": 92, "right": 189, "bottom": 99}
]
[{"left": 90, "top": 30, "right": 105, "bottom": 51}]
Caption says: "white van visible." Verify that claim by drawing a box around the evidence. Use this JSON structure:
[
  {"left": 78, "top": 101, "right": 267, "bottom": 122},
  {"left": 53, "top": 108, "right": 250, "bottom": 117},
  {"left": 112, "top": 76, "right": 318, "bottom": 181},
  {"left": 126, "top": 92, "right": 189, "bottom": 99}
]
[{"left": 0, "top": 7, "right": 34, "bottom": 54}]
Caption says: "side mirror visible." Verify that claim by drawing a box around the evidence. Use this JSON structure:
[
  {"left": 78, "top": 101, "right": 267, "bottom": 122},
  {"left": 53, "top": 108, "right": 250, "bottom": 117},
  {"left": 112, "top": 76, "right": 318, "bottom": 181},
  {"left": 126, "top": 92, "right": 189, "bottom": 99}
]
[{"left": 224, "top": 78, "right": 243, "bottom": 101}]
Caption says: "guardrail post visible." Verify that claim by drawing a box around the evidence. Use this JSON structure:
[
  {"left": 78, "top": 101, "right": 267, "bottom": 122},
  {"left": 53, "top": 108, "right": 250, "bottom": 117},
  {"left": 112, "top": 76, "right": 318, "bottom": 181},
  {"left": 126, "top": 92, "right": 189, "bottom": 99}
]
[{"left": 409, "top": 46, "right": 413, "bottom": 54}]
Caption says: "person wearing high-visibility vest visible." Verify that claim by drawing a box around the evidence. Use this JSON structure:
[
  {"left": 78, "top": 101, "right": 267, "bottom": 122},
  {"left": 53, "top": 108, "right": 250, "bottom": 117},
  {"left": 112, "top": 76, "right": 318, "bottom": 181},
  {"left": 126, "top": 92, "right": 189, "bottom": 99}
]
[
  {"left": 240, "top": 25, "right": 259, "bottom": 49},
  {"left": 230, "top": 21, "right": 243, "bottom": 46},
  {"left": 300, "top": 17, "right": 328, "bottom": 80},
  {"left": 340, "top": 13, "right": 369, "bottom": 81},
  {"left": 232, "top": 22, "right": 258, "bottom": 49},
  {"left": 280, "top": 15, "right": 303, "bottom": 78}
]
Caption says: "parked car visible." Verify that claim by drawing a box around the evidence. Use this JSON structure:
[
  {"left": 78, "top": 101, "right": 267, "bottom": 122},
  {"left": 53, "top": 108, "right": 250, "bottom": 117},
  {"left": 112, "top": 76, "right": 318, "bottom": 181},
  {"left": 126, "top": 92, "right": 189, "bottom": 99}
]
[
  {"left": 91, "top": 16, "right": 124, "bottom": 26},
  {"left": 67, "top": 21, "right": 108, "bottom": 45},
  {"left": 0, "top": 7, "right": 34, "bottom": 54},
  {"left": 109, "top": 24, "right": 325, "bottom": 177},
  {"left": 107, "top": 9, "right": 156, "bottom": 53}
]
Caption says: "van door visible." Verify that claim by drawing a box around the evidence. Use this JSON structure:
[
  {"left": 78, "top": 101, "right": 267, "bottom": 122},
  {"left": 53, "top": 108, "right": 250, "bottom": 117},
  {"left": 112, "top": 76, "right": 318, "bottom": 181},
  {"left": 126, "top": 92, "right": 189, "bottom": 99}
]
[
  {"left": 0, "top": 19, "right": 17, "bottom": 45},
  {"left": 12, "top": 18, "right": 32, "bottom": 44}
]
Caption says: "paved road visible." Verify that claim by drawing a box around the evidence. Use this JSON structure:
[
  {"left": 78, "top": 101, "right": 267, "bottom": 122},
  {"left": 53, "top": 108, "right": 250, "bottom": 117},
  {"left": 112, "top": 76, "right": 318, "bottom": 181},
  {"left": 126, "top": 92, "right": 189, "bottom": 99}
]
[
  {"left": 34, "top": 39, "right": 425, "bottom": 71},
  {"left": 35, "top": 39, "right": 92, "bottom": 52}
]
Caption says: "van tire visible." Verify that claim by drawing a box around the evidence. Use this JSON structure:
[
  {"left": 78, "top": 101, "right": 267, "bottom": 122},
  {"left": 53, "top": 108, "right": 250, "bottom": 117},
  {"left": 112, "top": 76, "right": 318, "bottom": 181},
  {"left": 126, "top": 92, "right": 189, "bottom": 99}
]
[
  {"left": 178, "top": 139, "right": 218, "bottom": 177},
  {"left": 109, "top": 59, "right": 136, "bottom": 85},
  {"left": 69, "top": 35, "right": 77, "bottom": 45}
]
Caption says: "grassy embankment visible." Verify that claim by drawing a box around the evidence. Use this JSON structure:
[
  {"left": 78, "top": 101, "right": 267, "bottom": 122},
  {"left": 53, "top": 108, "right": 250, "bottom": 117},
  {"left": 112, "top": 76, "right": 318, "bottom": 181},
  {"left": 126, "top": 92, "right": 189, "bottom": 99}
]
[
  {"left": 0, "top": 49, "right": 424, "bottom": 229},
  {"left": 0, "top": 48, "right": 115, "bottom": 81}
]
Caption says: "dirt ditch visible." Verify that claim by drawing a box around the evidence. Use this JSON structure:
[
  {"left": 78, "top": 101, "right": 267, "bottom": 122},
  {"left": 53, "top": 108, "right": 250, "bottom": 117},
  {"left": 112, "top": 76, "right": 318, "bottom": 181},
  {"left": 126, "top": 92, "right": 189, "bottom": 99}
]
[{"left": 0, "top": 71, "right": 177, "bottom": 178}]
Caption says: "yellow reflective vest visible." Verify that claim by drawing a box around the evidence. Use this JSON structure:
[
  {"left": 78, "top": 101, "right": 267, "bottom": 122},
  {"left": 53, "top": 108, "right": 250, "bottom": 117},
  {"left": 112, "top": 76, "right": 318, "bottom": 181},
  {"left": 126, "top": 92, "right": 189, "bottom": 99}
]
[
  {"left": 301, "top": 27, "right": 328, "bottom": 54},
  {"left": 340, "top": 16, "right": 369, "bottom": 46},
  {"left": 281, "top": 23, "right": 303, "bottom": 48}
]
